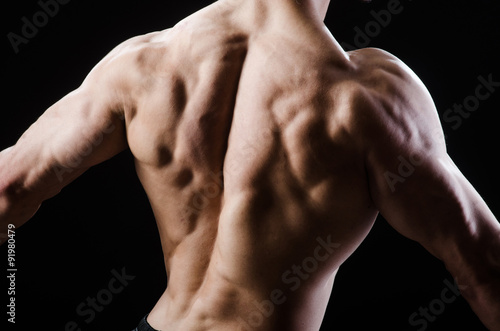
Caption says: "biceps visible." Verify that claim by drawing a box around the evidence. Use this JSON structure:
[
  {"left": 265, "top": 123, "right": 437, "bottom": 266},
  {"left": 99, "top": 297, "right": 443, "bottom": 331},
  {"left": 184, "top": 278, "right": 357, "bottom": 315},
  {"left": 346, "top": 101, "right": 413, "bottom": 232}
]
[{"left": 8, "top": 88, "right": 126, "bottom": 199}]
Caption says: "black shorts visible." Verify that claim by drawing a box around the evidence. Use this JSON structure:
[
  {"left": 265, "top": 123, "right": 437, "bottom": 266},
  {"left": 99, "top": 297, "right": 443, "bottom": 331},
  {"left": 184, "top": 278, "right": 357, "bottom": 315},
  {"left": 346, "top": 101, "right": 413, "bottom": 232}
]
[{"left": 132, "top": 315, "right": 159, "bottom": 331}]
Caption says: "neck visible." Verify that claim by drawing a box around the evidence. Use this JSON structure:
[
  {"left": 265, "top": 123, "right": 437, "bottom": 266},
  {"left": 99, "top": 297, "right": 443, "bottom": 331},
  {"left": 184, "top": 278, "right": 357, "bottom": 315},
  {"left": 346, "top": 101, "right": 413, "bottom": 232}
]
[
  {"left": 287, "top": 0, "right": 330, "bottom": 22},
  {"left": 222, "top": 0, "right": 331, "bottom": 24},
  {"left": 300, "top": 0, "right": 331, "bottom": 21}
]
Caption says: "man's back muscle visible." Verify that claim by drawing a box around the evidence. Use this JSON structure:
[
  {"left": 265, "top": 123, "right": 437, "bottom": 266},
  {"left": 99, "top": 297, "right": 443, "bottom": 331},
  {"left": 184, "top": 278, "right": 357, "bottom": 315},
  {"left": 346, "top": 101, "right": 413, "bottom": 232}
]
[
  {"left": 1, "top": 1, "right": 499, "bottom": 330},
  {"left": 124, "top": 5, "right": 384, "bottom": 330}
]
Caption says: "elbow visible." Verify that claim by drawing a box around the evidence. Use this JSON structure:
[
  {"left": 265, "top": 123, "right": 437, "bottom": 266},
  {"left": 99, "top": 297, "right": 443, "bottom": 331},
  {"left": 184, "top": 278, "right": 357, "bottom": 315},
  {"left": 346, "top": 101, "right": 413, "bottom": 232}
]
[
  {"left": 0, "top": 176, "right": 40, "bottom": 230},
  {"left": 0, "top": 181, "right": 20, "bottom": 223},
  {"left": 0, "top": 146, "right": 38, "bottom": 226},
  {"left": 0, "top": 183, "right": 16, "bottom": 238},
  {"left": 0, "top": 187, "right": 11, "bottom": 214},
  {"left": 0, "top": 147, "right": 14, "bottom": 214},
  {"left": 0, "top": 193, "right": 9, "bottom": 222},
  {"left": 0, "top": 186, "right": 23, "bottom": 246},
  {"left": 0, "top": 162, "right": 13, "bottom": 222},
  {"left": 0, "top": 183, "right": 41, "bottom": 230},
  {"left": 0, "top": 153, "right": 16, "bottom": 219}
]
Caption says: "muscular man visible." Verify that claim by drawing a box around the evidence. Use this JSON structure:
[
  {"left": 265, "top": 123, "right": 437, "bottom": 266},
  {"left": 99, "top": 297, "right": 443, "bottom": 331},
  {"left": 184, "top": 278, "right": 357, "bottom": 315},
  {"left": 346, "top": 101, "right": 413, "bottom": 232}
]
[{"left": 1, "top": 0, "right": 499, "bottom": 330}]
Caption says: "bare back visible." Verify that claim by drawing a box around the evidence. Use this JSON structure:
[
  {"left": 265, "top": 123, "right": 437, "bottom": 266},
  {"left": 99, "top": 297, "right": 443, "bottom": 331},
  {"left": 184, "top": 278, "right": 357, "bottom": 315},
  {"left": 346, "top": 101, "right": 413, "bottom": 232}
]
[
  {"left": 2, "top": 1, "right": 499, "bottom": 330},
  {"left": 127, "top": 5, "right": 380, "bottom": 330}
]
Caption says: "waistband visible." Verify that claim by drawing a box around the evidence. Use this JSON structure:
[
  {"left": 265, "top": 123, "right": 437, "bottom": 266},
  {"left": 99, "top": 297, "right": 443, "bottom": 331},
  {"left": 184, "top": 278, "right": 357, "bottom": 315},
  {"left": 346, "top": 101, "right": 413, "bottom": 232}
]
[{"left": 132, "top": 315, "right": 159, "bottom": 331}]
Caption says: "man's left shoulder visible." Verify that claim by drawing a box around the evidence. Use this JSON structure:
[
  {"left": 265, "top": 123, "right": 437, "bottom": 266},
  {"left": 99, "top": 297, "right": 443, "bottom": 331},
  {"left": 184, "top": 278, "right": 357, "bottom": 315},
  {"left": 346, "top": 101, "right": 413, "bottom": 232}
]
[
  {"left": 344, "top": 47, "right": 442, "bottom": 151},
  {"left": 348, "top": 48, "right": 419, "bottom": 86}
]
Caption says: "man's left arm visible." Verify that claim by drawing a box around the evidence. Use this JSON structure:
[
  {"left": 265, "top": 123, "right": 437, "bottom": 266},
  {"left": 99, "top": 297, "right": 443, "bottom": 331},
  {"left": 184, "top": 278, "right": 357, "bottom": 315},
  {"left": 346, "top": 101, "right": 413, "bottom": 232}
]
[{"left": 357, "top": 48, "right": 500, "bottom": 330}]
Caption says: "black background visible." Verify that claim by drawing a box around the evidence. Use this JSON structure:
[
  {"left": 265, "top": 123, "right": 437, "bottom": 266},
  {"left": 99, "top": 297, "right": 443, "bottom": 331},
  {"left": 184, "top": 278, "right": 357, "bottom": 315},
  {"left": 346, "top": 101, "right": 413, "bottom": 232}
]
[{"left": 2, "top": 0, "right": 499, "bottom": 330}]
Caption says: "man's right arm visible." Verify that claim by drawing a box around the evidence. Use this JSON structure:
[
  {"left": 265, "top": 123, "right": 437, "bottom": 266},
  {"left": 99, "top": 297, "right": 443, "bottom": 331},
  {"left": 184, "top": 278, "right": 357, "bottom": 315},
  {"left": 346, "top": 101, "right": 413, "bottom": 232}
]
[{"left": 357, "top": 49, "right": 500, "bottom": 330}]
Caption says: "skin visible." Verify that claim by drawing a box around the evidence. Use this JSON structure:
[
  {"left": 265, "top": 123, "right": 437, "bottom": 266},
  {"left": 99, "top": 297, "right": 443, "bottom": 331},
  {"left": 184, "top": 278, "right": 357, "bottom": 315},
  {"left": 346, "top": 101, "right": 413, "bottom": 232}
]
[{"left": 1, "top": 0, "right": 499, "bottom": 330}]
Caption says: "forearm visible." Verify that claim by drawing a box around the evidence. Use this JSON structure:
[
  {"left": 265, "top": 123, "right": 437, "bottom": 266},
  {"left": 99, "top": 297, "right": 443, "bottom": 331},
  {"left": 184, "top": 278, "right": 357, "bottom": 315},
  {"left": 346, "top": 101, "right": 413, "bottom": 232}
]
[
  {"left": 0, "top": 147, "right": 41, "bottom": 237},
  {"left": 455, "top": 268, "right": 500, "bottom": 331},
  {"left": 452, "top": 266, "right": 500, "bottom": 331},
  {"left": 446, "top": 225, "right": 500, "bottom": 331}
]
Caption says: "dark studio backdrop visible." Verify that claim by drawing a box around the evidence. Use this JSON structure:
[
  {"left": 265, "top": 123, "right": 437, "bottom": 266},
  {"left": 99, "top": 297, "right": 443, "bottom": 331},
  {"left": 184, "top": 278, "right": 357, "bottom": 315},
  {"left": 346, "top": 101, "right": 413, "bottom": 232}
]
[{"left": 1, "top": 0, "right": 499, "bottom": 330}]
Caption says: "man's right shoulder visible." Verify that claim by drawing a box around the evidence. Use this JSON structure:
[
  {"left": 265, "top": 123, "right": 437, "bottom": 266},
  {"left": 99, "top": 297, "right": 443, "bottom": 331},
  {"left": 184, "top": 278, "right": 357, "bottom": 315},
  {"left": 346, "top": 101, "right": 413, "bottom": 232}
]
[
  {"left": 88, "top": 29, "right": 173, "bottom": 75},
  {"left": 80, "top": 29, "right": 177, "bottom": 107}
]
